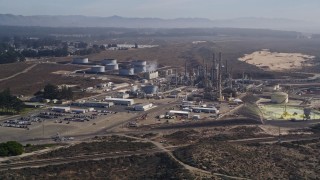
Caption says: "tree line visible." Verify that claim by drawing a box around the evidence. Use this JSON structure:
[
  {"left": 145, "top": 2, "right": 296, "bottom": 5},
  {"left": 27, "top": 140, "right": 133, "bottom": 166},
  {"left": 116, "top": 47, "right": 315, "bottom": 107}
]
[
  {"left": 36, "top": 84, "right": 74, "bottom": 100},
  {"left": 0, "top": 43, "right": 25, "bottom": 64},
  {"left": 0, "top": 89, "right": 24, "bottom": 115},
  {"left": 21, "top": 46, "right": 69, "bottom": 58}
]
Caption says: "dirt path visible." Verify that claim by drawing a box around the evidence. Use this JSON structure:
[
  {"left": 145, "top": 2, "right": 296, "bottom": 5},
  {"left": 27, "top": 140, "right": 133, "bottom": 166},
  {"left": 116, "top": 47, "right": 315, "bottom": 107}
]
[
  {"left": 0, "top": 63, "right": 38, "bottom": 82},
  {"left": 123, "top": 134, "right": 252, "bottom": 179},
  {"left": 122, "top": 135, "right": 213, "bottom": 178}
]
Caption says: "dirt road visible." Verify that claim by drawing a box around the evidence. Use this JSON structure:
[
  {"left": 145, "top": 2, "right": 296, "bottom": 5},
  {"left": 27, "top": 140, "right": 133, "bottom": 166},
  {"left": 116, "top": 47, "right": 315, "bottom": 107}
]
[{"left": 0, "top": 64, "right": 38, "bottom": 82}]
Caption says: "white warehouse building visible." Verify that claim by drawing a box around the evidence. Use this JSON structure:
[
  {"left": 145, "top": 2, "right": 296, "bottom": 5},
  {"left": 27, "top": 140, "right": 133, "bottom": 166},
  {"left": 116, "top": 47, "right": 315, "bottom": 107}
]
[
  {"left": 144, "top": 71, "right": 159, "bottom": 80},
  {"left": 105, "top": 98, "right": 134, "bottom": 106},
  {"left": 52, "top": 106, "right": 71, "bottom": 112}
]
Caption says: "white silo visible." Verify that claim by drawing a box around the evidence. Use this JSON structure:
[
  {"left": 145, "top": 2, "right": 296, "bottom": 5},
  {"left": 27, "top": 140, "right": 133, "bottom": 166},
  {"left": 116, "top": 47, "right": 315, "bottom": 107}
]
[
  {"left": 102, "top": 58, "right": 117, "bottom": 65},
  {"left": 132, "top": 60, "right": 147, "bottom": 73},
  {"left": 91, "top": 65, "right": 105, "bottom": 73},
  {"left": 132, "top": 60, "right": 147, "bottom": 66},
  {"left": 271, "top": 92, "right": 288, "bottom": 104},
  {"left": 105, "top": 64, "right": 119, "bottom": 70},
  {"left": 119, "top": 68, "right": 134, "bottom": 75},
  {"left": 72, "top": 57, "right": 89, "bottom": 64}
]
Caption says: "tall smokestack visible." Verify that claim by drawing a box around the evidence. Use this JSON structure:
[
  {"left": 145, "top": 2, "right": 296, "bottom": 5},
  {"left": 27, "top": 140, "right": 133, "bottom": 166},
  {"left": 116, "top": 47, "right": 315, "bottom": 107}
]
[
  {"left": 212, "top": 52, "right": 216, "bottom": 88},
  {"left": 226, "top": 59, "right": 228, "bottom": 77},
  {"left": 185, "top": 61, "right": 187, "bottom": 77},
  {"left": 218, "top": 52, "right": 222, "bottom": 100},
  {"left": 205, "top": 63, "right": 208, "bottom": 87},
  {"left": 175, "top": 68, "right": 178, "bottom": 86}
]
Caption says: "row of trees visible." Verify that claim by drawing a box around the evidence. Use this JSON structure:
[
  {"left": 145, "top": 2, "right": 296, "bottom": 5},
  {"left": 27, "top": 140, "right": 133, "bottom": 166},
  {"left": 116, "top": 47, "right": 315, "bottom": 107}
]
[
  {"left": 0, "top": 89, "right": 24, "bottom": 115},
  {"left": 0, "top": 43, "right": 25, "bottom": 64},
  {"left": 74, "top": 44, "right": 105, "bottom": 56},
  {"left": 0, "top": 141, "right": 24, "bottom": 157},
  {"left": 37, "top": 84, "right": 74, "bottom": 100},
  {"left": 21, "top": 46, "right": 69, "bottom": 58}
]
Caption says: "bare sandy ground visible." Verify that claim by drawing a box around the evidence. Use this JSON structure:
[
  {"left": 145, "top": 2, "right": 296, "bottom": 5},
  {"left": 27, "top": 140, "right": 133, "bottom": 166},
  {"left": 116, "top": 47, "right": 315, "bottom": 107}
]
[{"left": 238, "top": 49, "right": 315, "bottom": 71}]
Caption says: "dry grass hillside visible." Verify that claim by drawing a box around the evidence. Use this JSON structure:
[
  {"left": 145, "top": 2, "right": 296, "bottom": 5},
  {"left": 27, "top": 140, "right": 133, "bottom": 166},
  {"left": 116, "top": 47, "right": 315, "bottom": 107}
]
[{"left": 174, "top": 138, "right": 320, "bottom": 179}]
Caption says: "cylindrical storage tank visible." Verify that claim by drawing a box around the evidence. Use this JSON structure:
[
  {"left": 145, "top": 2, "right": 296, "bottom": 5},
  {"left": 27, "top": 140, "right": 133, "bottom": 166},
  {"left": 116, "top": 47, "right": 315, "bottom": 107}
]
[
  {"left": 271, "top": 92, "right": 288, "bottom": 104},
  {"left": 132, "top": 60, "right": 147, "bottom": 66},
  {"left": 141, "top": 85, "right": 158, "bottom": 94},
  {"left": 91, "top": 65, "right": 105, "bottom": 73},
  {"left": 134, "top": 65, "right": 147, "bottom": 73},
  {"left": 102, "top": 58, "right": 117, "bottom": 65},
  {"left": 72, "top": 57, "right": 89, "bottom": 64},
  {"left": 105, "top": 64, "right": 119, "bottom": 70},
  {"left": 119, "top": 68, "right": 134, "bottom": 75}
]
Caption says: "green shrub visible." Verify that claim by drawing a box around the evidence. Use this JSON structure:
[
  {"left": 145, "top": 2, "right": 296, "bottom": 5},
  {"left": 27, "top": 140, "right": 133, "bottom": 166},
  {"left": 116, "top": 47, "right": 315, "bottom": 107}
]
[{"left": 0, "top": 141, "right": 24, "bottom": 157}]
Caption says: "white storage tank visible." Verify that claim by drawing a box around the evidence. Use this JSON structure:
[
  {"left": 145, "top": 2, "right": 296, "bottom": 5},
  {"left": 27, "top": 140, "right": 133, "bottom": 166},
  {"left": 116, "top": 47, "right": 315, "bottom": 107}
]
[
  {"left": 72, "top": 57, "right": 89, "bottom": 64},
  {"left": 91, "top": 65, "right": 105, "bottom": 73},
  {"left": 105, "top": 64, "right": 119, "bottom": 70},
  {"left": 102, "top": 58, "right": 117, "bottom": 65},
  {"left": 132, "top": 60, "right": 147, "bottom": 66},
  {"left": 271, "top": 92, "right": 288, "bottom": 104},
  {"left": 119, "top": 68, "right": 134, "bottom": 75},
  {"left": 134, "top": 66, "right": 147, "bottom": 73}
]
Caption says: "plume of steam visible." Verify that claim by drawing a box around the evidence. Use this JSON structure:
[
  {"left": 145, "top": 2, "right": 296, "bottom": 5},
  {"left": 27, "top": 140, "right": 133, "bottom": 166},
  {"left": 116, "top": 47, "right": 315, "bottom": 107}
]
[{"left": 146, "top": 61, "right": 158, "bottom": 72}]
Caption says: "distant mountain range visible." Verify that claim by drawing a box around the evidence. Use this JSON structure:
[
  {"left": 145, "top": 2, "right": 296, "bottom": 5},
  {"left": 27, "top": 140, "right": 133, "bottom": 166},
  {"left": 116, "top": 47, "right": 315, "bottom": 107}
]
[{"left": 0, "top": 14, "right": 319, "bottom": 33}]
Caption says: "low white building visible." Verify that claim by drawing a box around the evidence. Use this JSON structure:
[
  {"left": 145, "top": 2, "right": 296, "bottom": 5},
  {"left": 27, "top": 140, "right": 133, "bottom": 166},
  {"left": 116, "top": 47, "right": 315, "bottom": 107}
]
[
  {"left": 144, "top": 71, "right": 159, "bottom": 80},
  {"left": 168, "top": 110, "right": 190, "bottom": 118},
  {"left": 192, "top": 107, "right": 219, "bottom": 114},
  {"left": 134, "top": 103, "right": 153, "bottom": 111},
  {"left": 72, "top": 109, "right": 87, "bottom": 114},
  {"left": 52, "top": 106, "right": 71, "bottom": 112},
  {"left": 105, "top": 98, "right": 134, "bottom": 106},
  {"left": 116, "top": 93, "right": 130, "bottom": 99}
]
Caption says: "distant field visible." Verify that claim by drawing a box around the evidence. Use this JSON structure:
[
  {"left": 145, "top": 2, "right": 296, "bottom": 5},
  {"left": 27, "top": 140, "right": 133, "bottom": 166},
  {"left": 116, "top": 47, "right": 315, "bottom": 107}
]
[
  {"left": 0, "top": 62, "right": 32, "bottom": 79},
  {"left": 0, "top": 63, "right": 102, "bottom": 95},
  {"left": 88, "top": 37, "right": 320, "bottom": 79}
]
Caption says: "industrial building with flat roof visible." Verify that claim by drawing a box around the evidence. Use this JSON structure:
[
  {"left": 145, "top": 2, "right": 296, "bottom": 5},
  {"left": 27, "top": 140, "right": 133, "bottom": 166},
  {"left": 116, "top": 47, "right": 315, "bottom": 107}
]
[
  {"left": 72, "top": 101, "right": 114, "bottom": 108},
  {"left": 52, "top": 106, "right": 71, "bottom": 112},
  {"left": 192, "top": 107, "right": 219, "bottom": 113},
  {"left": 105, "top": 98, "right": 134, "bottom": 106},
  {"left": 168, "top": 110, "right": 190, "bottom": 118}
]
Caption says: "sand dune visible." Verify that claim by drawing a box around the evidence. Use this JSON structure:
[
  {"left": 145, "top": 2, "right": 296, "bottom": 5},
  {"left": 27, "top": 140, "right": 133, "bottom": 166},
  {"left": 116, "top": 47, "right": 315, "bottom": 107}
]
[{"left": 238, "top": 49, "right": 315, "bottom": 71}]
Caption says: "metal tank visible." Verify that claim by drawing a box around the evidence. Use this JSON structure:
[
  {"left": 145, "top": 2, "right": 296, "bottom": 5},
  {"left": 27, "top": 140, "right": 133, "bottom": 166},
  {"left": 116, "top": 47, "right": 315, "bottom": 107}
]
[
  {"left": 119, "top": 68, "right": 134, "bottom": 75},
  {"left": 271, "top": 92, "right": 288, "bottom": 104},
  {"left": 105, "top": 64, "right": 119, "bottom": 70},
  {"left": 102, "top": 58, "right": 117, "bottom": 65},
  {"left": 134, "top": 65, "right": 147, "bottom": 73},
  {"left": 72, "top": 57, "right": 89, "bottom": 64},
  {"left": 91, "top": 65, "right": 105, "bottom": 73},
  {"left": 132, "top": 60, "right": 147, "bottom": 66},
  {"left": 132, "top": 60, "right": 147, "bottom": 73}
]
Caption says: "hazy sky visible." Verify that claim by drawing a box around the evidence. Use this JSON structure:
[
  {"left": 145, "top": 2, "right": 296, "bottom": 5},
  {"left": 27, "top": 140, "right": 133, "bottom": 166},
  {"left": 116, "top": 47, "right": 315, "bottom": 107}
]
[{"left": 0, "top": 0, "right": 319, "bottom": 21}]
